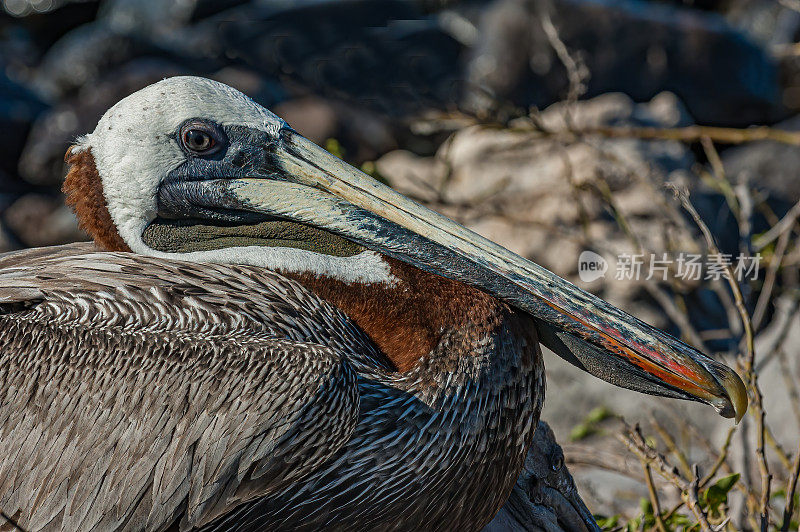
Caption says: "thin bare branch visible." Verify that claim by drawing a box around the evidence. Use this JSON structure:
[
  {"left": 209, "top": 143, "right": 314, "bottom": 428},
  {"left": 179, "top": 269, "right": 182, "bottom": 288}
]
[
  {"left": 752, "top": 225, "right": 791, "bottom": 329},
  {"left": 641, "top": 461, "right": 669, "bottom": 532},
  {"left": 690, "top": 464, "right": 715, "bottom": 532},
  {"left": 651, "top": 416, "right": 693, "bottom": 478},
  {"left": 778, "top": 349, "right": 800, "bottom": 429},
  {"left": 538, "top": 8, "right": 588, "bottom": 110},
  {"left": 542, "top": 124, "right": 800, "bottom": 146},
  {"left": 668, "top": 184, "right": 771, "bottom": 529},
  {"left": 781, "top": 437, "right": 800, "bottom": 531},
  {"left": 619, "top": 422, "right": 721, "bottom": 530},
  {"left": 643, "top": 283, "right": 708, "bottom": 351},
  {"left": 699, "top": 135, "right": 739, "bottom": 224},
  {"left": 753, "top": 197, "right": 800, "bottom": 252},
  {"left": 700, "top": 427, "right": 737, "bottom": 488}
]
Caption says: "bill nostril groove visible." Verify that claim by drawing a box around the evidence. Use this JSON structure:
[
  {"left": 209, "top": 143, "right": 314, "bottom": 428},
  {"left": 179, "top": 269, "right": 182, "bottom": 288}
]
[{"left": 230, "top": 150, "right": 247, "bottom": 168}]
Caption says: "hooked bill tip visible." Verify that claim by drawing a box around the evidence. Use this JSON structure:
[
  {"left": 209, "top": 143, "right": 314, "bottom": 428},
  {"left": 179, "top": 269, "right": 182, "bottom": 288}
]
[{"left": 711, "top": 366, "right": 748, "bottom": 423}]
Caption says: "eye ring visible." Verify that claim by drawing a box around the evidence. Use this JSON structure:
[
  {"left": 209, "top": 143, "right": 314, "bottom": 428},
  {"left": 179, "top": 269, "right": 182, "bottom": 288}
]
[{"left": 178, "top": 120, "right": 225, "bottom": 155}]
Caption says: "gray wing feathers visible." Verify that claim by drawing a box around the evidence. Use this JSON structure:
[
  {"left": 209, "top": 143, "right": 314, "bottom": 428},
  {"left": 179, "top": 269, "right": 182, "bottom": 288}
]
[{"left": 0, "top": 244, "right": 362, "bottom": 531}]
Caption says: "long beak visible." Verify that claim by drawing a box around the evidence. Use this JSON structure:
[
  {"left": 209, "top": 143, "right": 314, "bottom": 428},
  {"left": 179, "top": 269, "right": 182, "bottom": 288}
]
[{"left": 205, "top": 128, "right": 747, "bottom": 421}]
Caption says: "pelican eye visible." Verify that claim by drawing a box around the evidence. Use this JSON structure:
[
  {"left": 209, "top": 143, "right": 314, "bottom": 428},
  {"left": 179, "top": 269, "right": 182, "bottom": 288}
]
[
  {"left": 184, "top": 129, "right": 213, "bottom": 151},
  {"left": 178, "top": 120, "right": 223, "bottom": 155}
]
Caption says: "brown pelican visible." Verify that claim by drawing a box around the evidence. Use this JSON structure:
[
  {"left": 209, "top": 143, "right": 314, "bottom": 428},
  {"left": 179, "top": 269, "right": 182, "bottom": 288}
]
[{"left": 0, "top": 77, "right": 745, "bottom": 531}]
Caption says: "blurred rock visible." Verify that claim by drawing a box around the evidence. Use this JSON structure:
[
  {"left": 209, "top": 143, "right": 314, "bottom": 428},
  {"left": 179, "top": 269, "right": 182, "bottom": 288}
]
[
  {"left": 97, "top": 0, "right": 211, "bottom": 37},
  {"left": 274, "top": 97, "right": 397, "bottom": 163},
  {"left": 96, "top": 0, "right": 249, "bottom": 59},
  {"left": 461, "top": 0, "right": 785, "bottom": 126},
  {"left": 273, "top": 96, "right": 341, "bottom": 145},
  {"left": 0, "top": 220, "right": 15, "bottom": 251},
  {"left": 20, "top": 57, "right": 187, "bottom": 185},
  {"left": 0, "top": 68, "right": 46, "bottom": 177},
  {"left": 721, "top": 0, "right": 800, "bottom": 113},
  {"left": 3, "top": 193, "right": 85, "bottom": 247},
  {"left": 27, "top": 0, "right": 244, "bottom": 100},
  {"left": 723, "top": 0, "right": 800, "bottom": 49},
  {"left": 211, "top": 66, "right": 285, "bottom": 108},
  {"left": 1, "top": 0, "right": 93, "bottom": 18},
  {"left": 721, "top": 114, "right": 800, "bottom": 205},
  {"left": 216, "top": 0, "right": 464, "bottom": 117},
  {"left": 0, "top": 24, "right": 43, "bottom": 77},
  {"left": 1, "top": 0, "right": 99, "bottom": 52},
  {"left": 0, "top": 170, "right": 32, "bottom": 249},
  {"left": 31, "top": 23, "right": 162, "bottom": 99}
]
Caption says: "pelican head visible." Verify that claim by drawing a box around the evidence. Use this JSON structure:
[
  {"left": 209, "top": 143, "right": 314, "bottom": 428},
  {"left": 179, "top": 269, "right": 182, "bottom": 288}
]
[{"left": 65, "top": 76, "right": 747, "bottom": 421}]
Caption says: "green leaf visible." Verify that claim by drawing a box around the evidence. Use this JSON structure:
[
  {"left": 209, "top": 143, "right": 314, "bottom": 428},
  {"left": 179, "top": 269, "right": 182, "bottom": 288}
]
[
  {"left": 663, "top": 512, "right": 692, "bottom": 527},
  {"left": 325, "top": 138, "right": 345, "bottom": 159},
  {"left": 702, "top": 473, "right": 740, "bottom": 515},
  {"left": 713, "top": 473, "right": 740, "bottom": 493},
  {"left": 586, "top": 406, "right": 615, "bottom": 423},
  {"left": 594, "top": 514, "right": 620, "bottom": 529},
  {"left": 570, "top": 406, "right": 616, "bottom": 441},
  {"left": 639, "top": 497, "right": 653, "bottom": 516},
  {"left": 569, "top": 423, "right": 598, "bottom": 441}
]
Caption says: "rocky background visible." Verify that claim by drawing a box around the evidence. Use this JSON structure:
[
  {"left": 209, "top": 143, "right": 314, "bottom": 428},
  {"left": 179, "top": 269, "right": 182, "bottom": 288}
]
[{"left": 1, "top": 0, "right": 799, "bottom": 530}]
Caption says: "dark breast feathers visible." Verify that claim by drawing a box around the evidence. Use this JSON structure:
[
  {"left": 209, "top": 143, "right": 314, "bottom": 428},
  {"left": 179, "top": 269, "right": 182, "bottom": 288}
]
[{"left": 0, "top": 243, "right": 542, "bottom": 532}]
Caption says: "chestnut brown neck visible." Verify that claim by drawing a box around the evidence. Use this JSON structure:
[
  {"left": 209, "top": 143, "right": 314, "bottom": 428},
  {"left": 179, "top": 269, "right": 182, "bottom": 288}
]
[
  {"left": 63, "top": 146, "right": 131, "bottom": 252},
  {"left": 286, "top": 258, "right": 502, "bottom": 372}
]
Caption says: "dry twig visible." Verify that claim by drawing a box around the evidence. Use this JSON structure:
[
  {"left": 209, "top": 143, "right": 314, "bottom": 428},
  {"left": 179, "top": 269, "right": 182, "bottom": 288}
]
[
  {"left": 619, "top": 423, "right": 717, "bottom": 531},
  {"left": 668, "top": 184, "right": 771, "bottom": 531},
  {"left": 752, "top": 226, "right": 791, "bottom": 330},
  {"left": 690, "top": 465, "right": 715, "bottom": 532},
  {"left": 753, "top": 198, "right": 800, "bottom": 252},
  {"left": 701, "top": 427, "right": 737, "bottom": 488},
  {"left": 651, "top": 416, "right": 693, "bottom": 479},
  {"left": 641, "top": 461, "right": 669, "bottom": 532},
  {"left": 782, "top": 439, "right": 800, "bottom": 531},
  {"left": 515, "top": 124, "right": 800, "bottom": 146}
]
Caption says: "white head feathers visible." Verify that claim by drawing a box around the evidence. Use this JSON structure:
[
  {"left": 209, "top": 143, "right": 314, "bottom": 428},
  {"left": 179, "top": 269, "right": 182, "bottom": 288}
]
[{"left": 76, "top": 76, "right": 394, "bottom": 284}]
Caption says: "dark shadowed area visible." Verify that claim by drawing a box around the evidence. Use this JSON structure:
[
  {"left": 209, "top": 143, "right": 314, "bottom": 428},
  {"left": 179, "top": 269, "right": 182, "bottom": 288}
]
[{"left": 0, "top": 0, "right": 799, "bottom": 530}]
